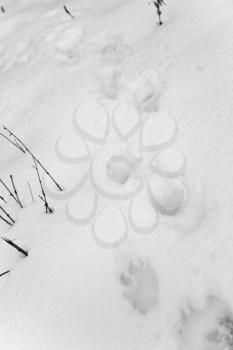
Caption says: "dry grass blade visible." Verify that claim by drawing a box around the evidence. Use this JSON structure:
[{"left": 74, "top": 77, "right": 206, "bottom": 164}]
[
  {"left": 28, "top": 182, "right": 34, "bottom": 203},
  {"left": 63, "top": 5, "right": 74, "bottom": 19},
  {"left": 0, "top": 205, "right": 15, "bottom": 224},
  {"left": 0, "top": 270, "right": 10, "bottom": 277},
  {"left": 3, "top": 125, "right": 63, "bottom": 192},
  {"left": 0, "top": 132, "right": 25, "bottom": 153},
  {"left": 1, "top": 237, "right": 28, "bottom": 257},
  {"left": 0, "top": 196, "right": 6, "bottom": 203},
  {"left": 0, "top": 178, "right": 21, "bottom": 207},
  {"left": 10, "top": 175, "right": 23, "bottom": 208},
  {"left": 33, "top": 158, "right": 53, "bottom": 214},
  {"left": 0, "top": 214, "right": 13, "bottom": 226}
]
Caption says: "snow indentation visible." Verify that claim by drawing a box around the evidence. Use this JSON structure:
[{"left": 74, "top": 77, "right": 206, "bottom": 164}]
[
  {"left": 118, "top": 256, "right": 159, "bottom": 314},
  {"left": 178, "top": 296, "right": 233, "bottom": 350}
]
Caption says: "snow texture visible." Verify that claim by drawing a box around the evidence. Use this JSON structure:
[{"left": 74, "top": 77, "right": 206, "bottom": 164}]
[{"left": 0, "top": 0, "right": 232, "bottom": 349}]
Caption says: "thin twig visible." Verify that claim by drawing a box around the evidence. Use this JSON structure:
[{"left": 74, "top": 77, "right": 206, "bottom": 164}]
[
  {"left": 0, "top": 133, "right": 25, "bottom": 153},
  {"left": 0, "top": 178, "right": 19, "bottom": 205},
  {"left": 38, "top": 195, "right": 54, "bottom": 214},
  {"left": 10, "top": 175, "right": 23, "bottom": 208},
  {"left": 2, "top": 237, "right": 28, "bottom": 257},
  {"left": 0, "top": 205, "right": 15, "bottom": 224},
  {"left": 3, "top": 126, "right": 63, "bottom": 191},
  {"left": 0, "top": 195, "right": 6, "bottom": 203},
  {"left": 149, "top": 0, "right": 166, "bottom": 25},
  {"left": 28, "top": 182, "right": 34, "bottom": 203},
  {"left": 38, "top": 195, "right": 45, "bottom": 203},
  {"left": 33, "top": 158, "right": 53, "bottom": 214},
  {"left": 0, "top": 270, "right": 10, "bottom": 277},
  {"left": 63, "top": 5, "right": 74, "bottom": 19},
  {"left": 0, "top": 214, "right": 13, "bottom": 226}
]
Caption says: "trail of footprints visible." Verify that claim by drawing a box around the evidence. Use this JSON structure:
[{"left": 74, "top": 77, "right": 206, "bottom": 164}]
[
  {"left": 0, "top": 10, "right": 223, "bottom": 349},
  {"left": 39, "top": 28, "right": 212, "bottom": 346}
]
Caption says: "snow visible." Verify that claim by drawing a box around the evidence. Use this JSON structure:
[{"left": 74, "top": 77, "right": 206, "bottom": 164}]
[
  {"left": 0, "top": 0, "right": 233, "bottom": 349},
  {"left": 55, "top": 129, "right": 90, "bottom": 164},
  {"left": 112, "top": 102, "right": 142, "bottom": 141},
  {"left": 43, "top": 162, "right": 87, "bottom": 200},
  {"left": 140, "top": 111, "right": 177, "bottom": 151},
  {"left": 129, "top": 193, "right": 158, "bottom": 235},
  {"left": 90, "top": 145, "right": 143, "bottom": 200},
  {"left": 92, "top": 204, "right": 128, "bottom": 249},
  {"left": 125, "top": 70, "right": 163, "bottom": 112},
  {"left": 148, "top": 176, "right": 188, "bottom": 216},
  {"left": 150, "top": 147, "right": 186, "bottom": 177},
  {"left": 74, "top": 100, "right": 110, "bottom": 145},
  {"left": 120, "top": 257, "right": 159, "bottom": 315},
  {"left": 66, "top": 183, "right": 97, "bottom": 225}
]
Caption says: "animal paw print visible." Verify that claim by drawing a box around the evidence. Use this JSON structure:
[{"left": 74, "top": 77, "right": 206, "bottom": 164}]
[
  {"left": 0, "top": 40, "right": 34, "bottom": 71},
  {"left": 207, "top": 314, "right": 233, "bottom": 350},
  {"left": 44, "top": 21, "right": 83, "bottom": 61},
  {"left": 178, "top": 296, "right": 233, "bottom": 350},
  {"left": 119, "top": 257, "right": 158, "bottom": 315}
]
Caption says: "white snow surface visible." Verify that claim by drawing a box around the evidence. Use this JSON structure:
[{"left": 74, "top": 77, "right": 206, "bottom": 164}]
[{"left": 0, "top": 0, "right": 233, "bottom": 349}]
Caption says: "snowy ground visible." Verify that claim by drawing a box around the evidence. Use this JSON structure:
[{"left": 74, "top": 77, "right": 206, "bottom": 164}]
[{"left": 0, "top": 0, "right": 233, "bottom": 349}]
